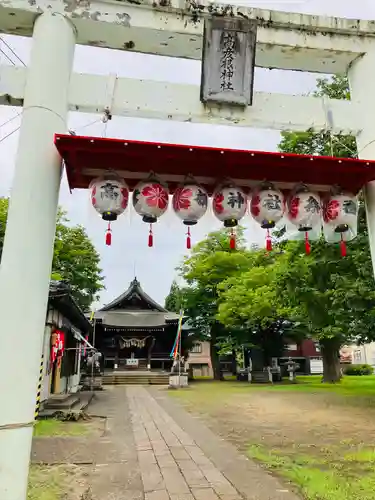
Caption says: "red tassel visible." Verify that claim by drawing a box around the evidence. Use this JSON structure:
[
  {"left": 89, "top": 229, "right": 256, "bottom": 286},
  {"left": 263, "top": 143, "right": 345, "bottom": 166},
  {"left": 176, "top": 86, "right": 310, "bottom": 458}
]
[
  {"left": 305, "top": 232, "right": 311, "bottom": 255},
  {"left": 266, "top": 229, "right": 272, "bottom": 252},
  {"left": 186, "top": 227, "right": 191, "bottom": 250},
  {"left": 230, "top": 230, "right": 236, "bottom": 250},
  {"left": 105, "top": 223, "right": 112, "bottom": 246},
  {"left": 340, "top": 234, "right": 346, "bottom": 257},
  {"left": 148, "top": 224, "right": 153, "bottom": 248}
]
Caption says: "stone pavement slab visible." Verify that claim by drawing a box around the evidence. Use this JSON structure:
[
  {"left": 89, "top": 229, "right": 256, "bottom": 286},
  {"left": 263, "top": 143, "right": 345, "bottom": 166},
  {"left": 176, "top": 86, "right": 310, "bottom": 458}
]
[{"left": 128, "top": 386, "right": 301, "bottom": 500}]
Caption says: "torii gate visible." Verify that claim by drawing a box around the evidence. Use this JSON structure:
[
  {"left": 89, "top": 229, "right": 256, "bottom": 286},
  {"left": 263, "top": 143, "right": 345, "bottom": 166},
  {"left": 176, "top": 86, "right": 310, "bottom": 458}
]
[{"left": 1, "top": 3, "right": 375, "bottom": 498}]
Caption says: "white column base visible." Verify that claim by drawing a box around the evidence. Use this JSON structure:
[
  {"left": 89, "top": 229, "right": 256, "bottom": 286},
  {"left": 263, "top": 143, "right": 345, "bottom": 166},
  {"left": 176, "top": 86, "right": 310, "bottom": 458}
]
[{"left": 169, "top": 373, "right": 189, "bottom": 388}]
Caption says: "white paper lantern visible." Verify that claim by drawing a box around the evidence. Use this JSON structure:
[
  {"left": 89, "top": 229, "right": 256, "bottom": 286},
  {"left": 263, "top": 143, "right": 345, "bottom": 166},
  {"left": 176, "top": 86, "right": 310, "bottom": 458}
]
[
  {"left": 133, "top": 179, "right": 169, "bottom": 223},
  {"left": 90, "top": 176, "right": 129, "bottom": 246},
  {"left": 250, "top": 183, "right": 285, "bottom": 229},
  {"left": 323, "top": 192, "right": 358, "bottom": 256},
  {"left": 90, "top": 177, "right": 129, "bottom": 220},
  {"left": 212, "top": 183, "right": 247, "bottom": 250},
  {"left": 287, "top": 187, "right": 322, "bottom": 254},
  {"left": 172, "top": 184, "right": 208, "bottom": 250},
  {"left": 212, "top": 184, "right": 247, "bottom": 227},
  {"left": 172, "top": 184, "right": 208, "bottom": 225},
  {"left": 132, "top": 179, "right": 169, "bottom": 247}
]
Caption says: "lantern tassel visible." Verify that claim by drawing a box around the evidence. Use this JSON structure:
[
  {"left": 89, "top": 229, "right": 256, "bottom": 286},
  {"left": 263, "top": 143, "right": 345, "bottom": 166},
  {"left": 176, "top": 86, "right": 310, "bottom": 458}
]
[
  {"left": 148, "top": 224, "right": 153, "bottom": 248},
  {"left": 186, "top": 227, "right": 191, "bottom": 250},
  {"left": 230, "top": 229, "right": 236, "bottom": 250},
  {"left": 305, "top": 232, "right": 311, "bottom": 255},
  {"left": 266, "top": 229, "right": 272, "bottom": 252},
  {"left": 105, "top": 223, "right": 112, "bottom": 246},
  {"left": 340, "top": 233, "right": 346, "bottom": 257}
]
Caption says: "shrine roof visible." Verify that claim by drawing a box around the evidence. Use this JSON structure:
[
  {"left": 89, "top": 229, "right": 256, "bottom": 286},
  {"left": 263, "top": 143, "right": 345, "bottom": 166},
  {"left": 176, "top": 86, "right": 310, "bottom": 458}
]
[
  {"left": 54, "top": 134, "right": 375, "bottom": 194},
  {"left": 99, "top": 278, "right": 167, "bottom": 313},
  {"left": 95, "top": 310, "right": 180, "bottom": 328},
  {"left": 49, "top": 280, "right": 92, "bottom": 335}
]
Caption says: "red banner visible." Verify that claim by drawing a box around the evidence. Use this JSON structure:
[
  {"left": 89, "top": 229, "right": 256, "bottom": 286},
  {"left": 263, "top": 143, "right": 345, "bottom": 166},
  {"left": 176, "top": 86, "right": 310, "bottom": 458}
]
[{"left": 51, "top": 329, "right": 65, "bottom": 364}]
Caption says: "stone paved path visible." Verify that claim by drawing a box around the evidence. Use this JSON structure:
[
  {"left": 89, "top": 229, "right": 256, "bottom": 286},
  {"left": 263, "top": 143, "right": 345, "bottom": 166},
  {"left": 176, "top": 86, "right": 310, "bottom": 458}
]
[
  {"left": 32, "top": 386, "right": 300, "bottom": 500},
  {"left": 127, "top": 387, "right": 299, "bottom": 500}
]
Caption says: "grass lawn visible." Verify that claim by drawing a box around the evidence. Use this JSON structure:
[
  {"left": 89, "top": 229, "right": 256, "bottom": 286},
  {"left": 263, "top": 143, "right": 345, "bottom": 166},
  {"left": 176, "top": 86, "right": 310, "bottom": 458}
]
[
  {"left": 169, "top": 375, "right": 375, "bottom": 500},
  {"left": 28, "top": 465, "right": 64, "bottom": 500},
  {"left": 33, "top": 419, "right": 89, "bottom": 437}
]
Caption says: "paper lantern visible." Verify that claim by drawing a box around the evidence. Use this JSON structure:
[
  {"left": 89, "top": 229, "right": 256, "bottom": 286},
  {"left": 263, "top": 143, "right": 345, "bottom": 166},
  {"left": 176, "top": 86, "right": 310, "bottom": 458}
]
[
  {"left": 250, "top": 183, "right": 285, "bottom": 251},
  {"left": 212, "top": 183, "right": 247, "bottom": 250},
  {"left": 133, "top": 178, "right": 169, "bottom": 247},
  {"left": 172, "top": 184, "right": 208, "bottom": 249},
  {"left": 90, "top": 176, "right": 129, "bottom": 246},
  {"left": 287, "top": 186, "right": 322, "bottom": 254},
  {"left": 323, "top": 191, "right": 358, "bottom": 257}
]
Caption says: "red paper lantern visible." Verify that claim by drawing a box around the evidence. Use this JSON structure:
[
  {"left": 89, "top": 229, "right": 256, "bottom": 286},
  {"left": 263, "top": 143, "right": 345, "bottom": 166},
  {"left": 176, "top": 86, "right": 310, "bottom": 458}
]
[
  {"left": 133, "top": 177, "right": 169, "bottom": 247},
  {"left": 90, "top": 176, "right": 129, "bottom": 246},
  {"left": 173, "top": 183, "right": 208, "bottom": 249}
]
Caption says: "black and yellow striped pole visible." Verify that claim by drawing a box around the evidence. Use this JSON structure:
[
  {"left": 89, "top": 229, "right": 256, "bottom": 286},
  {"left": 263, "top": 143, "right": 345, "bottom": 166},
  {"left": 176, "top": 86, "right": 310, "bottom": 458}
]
[{"left": 34, "top": 353, "right": 44, "bottom": 420}]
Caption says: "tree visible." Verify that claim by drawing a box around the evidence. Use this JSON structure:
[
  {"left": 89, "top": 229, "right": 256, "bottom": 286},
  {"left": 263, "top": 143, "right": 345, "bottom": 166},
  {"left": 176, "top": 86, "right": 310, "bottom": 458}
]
[
  {"left": 275, "top": 75, "right": 375, "bottom": 382},
  {"left": 164, "top": 281, "right": 183, "bottom": 312},
  {"left": 0, "top": 199, "right": 104, "bottom": 311},
  {"left": 217, "top": 251, "right": 304, "bottom": 368},
  {"left": 278, "top": 75, "right": 357, "bottom": 159},
  {"left": 177, "top": 228, "right": 253, "bottom": 379}
]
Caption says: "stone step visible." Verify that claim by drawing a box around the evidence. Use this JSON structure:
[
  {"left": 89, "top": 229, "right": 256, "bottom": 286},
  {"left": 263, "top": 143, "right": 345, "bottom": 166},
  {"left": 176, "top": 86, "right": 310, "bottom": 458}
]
[
  {"left": 44, "top": 393, "right": 80, "bottom": 410},
  {"left": 39, "top": 392, "right": 95, "bottom": 419},
  {"left": 103, "top": 374, "right": 169, "bottom": 385},
  {"left": 251, "top": 371, "right": 272, "bottom": 384}
]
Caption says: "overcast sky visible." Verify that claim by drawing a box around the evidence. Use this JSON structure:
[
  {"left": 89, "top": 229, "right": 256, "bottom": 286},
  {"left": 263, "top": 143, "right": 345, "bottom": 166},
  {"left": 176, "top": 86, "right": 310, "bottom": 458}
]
[{"left": 0, "top": 0, "right": 372, "bottom": 309}]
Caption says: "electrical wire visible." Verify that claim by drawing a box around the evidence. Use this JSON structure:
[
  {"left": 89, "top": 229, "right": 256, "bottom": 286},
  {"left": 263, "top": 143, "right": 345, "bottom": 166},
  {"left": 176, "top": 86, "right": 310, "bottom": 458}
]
[
  {"left": 0, "top": 38, "right": 26, "bottom": 66},
  {"left": 0, "top": 47, "right": 15, "bottom": 66},
  {"left": 69, "top": 118, "right": 102, "bottom": 135},
  {"left": 0, "top": 111, "right": 22, "bottom": 131},
  {"left": 0, "top": 126, "right": 20, "bottom": 146}
]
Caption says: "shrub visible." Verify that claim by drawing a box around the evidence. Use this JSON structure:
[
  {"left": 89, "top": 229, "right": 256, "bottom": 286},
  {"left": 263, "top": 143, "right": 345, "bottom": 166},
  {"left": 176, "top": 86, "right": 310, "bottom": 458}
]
[{"left": 344, "top": 364, "right": 373, "bottom": 376}]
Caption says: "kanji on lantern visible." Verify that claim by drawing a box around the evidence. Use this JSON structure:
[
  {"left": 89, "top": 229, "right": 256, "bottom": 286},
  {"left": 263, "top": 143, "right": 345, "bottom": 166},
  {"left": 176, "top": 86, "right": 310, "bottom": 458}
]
[
  {"left": 323, "top": 191, "right": 358, "bottom": 257},
  {"left": 90, "top": 176, "right": 129, "bottom": 246},
  {"left": 172, "top": 183, "right": 208, "bottom": 249},
  {"left": 287, "top": 185, "right": 322, "bottom": 255},
  {"left": 213, "top": 183, "right": 247, "bottom": 250},
  {"left": 250, "top": 182, "right": 285, "bottom": 251}
]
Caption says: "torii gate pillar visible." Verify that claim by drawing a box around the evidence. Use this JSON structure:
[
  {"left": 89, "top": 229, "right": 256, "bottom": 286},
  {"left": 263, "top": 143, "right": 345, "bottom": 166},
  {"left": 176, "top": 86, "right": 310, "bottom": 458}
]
[
  {"left": 349, "top": 51, "right": 375, "bottom": 274},
  {"left": 0, "top": 12, "right": 75, "bottom": 500}
]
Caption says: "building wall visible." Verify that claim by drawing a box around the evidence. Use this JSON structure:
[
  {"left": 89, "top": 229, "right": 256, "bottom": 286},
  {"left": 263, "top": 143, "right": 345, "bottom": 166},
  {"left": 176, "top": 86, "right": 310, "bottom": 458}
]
[
  {"left": 283, "top": 339, "right": 321, "bottom": 358},
  {"left": 41, "top": 307, "right": 82, "bottom": 402},
  {"left": 341, "top": 342, "right": 375, "bottom": 368},
  {"left": 188, "top": 341, "right": 212, "bottom": 377}
]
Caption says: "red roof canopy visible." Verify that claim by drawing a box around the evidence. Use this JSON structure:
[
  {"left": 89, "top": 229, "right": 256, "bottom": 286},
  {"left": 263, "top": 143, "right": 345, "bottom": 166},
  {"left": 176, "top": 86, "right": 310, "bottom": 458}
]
[{"left": 54, "top": 134, "right": 375, "bottom": 194}]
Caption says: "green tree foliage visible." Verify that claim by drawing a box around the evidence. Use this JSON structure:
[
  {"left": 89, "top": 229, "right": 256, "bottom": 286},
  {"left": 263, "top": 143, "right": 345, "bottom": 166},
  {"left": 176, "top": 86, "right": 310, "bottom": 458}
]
[
  {"left": 169, "top": 228, "right": 301, "bottom": 377},
  {"left": 278, "top": 75, "right": 357, "bottom": 159},
  {"left": 164, "top": 281, "right": 183, "bottom": 312},
  {"left": 272, "top": 75, "right": 374, "bottom": 382},
  {"left": 0, "top": 198, "right": 104, "bottom": 311},
  {"left": 173, "top": 228, "right": 253, "bottom": 379}
]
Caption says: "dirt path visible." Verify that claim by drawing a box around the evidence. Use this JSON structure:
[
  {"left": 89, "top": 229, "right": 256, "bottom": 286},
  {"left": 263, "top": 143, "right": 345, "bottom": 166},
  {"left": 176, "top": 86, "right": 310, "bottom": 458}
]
[{"left": 169, "top": 385, "right": 375, "bottom": 456}]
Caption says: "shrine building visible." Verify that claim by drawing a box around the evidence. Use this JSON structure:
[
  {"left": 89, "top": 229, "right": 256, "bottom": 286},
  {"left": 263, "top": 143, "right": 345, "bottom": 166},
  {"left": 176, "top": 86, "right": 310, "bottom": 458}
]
[{"left": 94, "top": 278, "right": 186, "bottom": 372}]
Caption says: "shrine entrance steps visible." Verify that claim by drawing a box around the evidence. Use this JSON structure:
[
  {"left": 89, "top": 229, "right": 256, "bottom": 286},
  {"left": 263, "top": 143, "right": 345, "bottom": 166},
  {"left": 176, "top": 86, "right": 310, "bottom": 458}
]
[{"left": 103, "top": 370, "right": 169, "bottom": 386}]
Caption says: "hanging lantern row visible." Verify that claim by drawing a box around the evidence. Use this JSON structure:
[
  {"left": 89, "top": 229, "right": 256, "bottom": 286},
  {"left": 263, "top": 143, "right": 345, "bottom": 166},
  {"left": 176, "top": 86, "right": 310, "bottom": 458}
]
[{"left": 89, "top": 175, "right": 358, "bottom": 256}]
